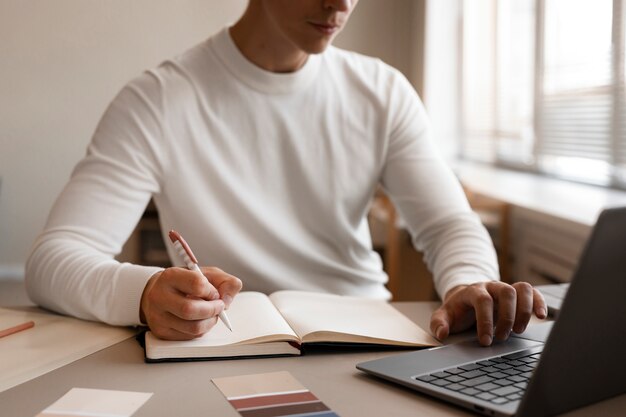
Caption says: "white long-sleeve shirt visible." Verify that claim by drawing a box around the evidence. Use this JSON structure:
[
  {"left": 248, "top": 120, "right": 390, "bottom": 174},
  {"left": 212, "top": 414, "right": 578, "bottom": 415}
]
[{"left": 25, "top": 28, "right": 499, "bottom": 326}]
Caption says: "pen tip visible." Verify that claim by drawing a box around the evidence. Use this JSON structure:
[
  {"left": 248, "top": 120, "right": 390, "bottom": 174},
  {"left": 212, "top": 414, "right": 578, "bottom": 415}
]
[{"left": 220, "top": 314, "right": 233, "bottom": 332}]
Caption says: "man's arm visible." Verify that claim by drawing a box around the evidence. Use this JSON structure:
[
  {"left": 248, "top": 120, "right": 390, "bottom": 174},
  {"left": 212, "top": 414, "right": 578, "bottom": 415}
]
[
  {"left": 25, "top": 71, "right": 242, "bottom": 332},
  {"left": 25, "top": 74, "right": 167, "bottom": 325},
  {"left": 380, "top": 70, "right": 545, "bottom": 345}
]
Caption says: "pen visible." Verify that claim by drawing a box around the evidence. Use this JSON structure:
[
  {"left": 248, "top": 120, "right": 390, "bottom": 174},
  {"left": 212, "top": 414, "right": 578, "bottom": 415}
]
[
  {"left": 168, "top": 230, "right": 233, "bottom": 332},
  {"left": 0, "top": 320, "right": 35, "bottom": 339}
]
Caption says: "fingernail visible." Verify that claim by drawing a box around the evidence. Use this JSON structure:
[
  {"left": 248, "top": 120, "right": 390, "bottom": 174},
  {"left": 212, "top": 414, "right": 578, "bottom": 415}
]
[
  {"left": 209, "top": 291, "right": 219, "bottom": 301},
  {"left": 436, "top": 325, "right": 444, "bottom": 339},
  {"left": 538, "top": 308, "right": 547, "bottom": 318},
  {"left": 222, "top": 295, "right": 233, "bottom": 308},
  {"left": 481, "top": 334, "right": 492, "bottom": 346}
]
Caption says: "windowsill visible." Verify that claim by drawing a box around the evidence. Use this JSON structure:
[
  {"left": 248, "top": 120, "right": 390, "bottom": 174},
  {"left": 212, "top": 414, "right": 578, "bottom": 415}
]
[{"left": 451, "top": 160, "right": 626, "bottom": 230}]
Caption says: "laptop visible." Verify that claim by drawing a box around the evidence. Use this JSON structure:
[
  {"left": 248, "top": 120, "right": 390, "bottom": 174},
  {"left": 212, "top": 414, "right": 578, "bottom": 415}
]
[{"left": 357, "top": 207, "right": 626, "bottom": 417}]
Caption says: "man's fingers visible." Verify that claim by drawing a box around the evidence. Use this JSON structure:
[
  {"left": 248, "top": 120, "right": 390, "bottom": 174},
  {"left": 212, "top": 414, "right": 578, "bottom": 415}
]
[
  {"left": 512, "top": 282, "right": 534, "bottom": 333},
  {"left": 533, "top": 287, "right": 548, "bottom": 319},
  {"left": 485, "top": 282, "right": 517, "bottom": 341},
  {"left": 436, "top": 281, "right": 547, "bottom": 347},
  {"left": 165, "top": 267, "right": 219, "bottom": 300},
  {"left": 201, "top": 267, "right": 243, "bottom": 308},
  {"left": 149, "top": 326, "right": 196, "bottom": 341},
  {"left": 168, "top": 294, "right": 225, "bottom": 321},
  {"left": 220, "top": 278, "right": 244, "bottom": 308},
  {"left": 140, "top": 266, "right": 241, "bottom": 341},
  {"left": 150, "top": 315, "right": 219, "bottom": 340},
  {"left": 167, "top": 313, "right": 219, "bottom": 338},
  {"left": 466, "top": 285, "right": 495, "bottom": 346},
  {"left": 430, "top": 307, "right": 452, "bottom": 340}
]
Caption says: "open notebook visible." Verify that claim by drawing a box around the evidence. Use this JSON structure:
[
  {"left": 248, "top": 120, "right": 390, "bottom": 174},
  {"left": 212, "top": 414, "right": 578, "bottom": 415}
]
[{"left": 144, "top": 291, "right": 439, "bottom": 362}]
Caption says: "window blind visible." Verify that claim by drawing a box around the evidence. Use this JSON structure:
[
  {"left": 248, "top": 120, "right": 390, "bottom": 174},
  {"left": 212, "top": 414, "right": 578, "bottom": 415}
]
[
  {"left": 537, "top": 0, "right": 615, "bottom": 184},
  {"left": 616, "top": 0, "right": 626, "bottom": 183},
  {"left": 539, "top": 88, "right": 613, "bottom": 161}
]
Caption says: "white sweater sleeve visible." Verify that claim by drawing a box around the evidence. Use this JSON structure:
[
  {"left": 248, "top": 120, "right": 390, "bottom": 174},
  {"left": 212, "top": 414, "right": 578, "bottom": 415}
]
[
  {"left": 381, "top": 72, "right": 500, "bottom": 298},
  {"left": 25, "top": 72, "right": 167, "bottom": 326}
]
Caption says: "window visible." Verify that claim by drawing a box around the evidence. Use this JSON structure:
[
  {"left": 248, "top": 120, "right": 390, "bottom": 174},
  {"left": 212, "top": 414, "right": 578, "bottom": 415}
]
[
  {"left": 461, "top": 0, "right": 498, "bottom": 162},
  {"left": 460, "top": 0, "right": 626, "bottom": 188}
]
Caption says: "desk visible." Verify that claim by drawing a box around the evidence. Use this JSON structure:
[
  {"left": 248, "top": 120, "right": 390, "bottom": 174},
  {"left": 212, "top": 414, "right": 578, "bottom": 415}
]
[{"left": 1, "top": 288, "right": 625, "bottom": 416}]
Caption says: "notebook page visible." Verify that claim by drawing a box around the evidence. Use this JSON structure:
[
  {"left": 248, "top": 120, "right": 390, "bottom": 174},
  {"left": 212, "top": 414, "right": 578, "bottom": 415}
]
[{"left": 269, "top": 291, "right": 439, "bottom": 346}]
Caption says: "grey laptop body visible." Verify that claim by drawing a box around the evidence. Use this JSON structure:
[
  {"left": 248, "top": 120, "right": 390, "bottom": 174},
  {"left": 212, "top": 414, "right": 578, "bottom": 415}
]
[{"left": 357, "top": 207, "right": 626, "bottom": 416}]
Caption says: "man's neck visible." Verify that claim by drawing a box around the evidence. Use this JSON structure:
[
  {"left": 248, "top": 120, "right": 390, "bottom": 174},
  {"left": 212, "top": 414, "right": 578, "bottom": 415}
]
[{"left": 229, "top": 9, "right": 308, "bottom": 73}]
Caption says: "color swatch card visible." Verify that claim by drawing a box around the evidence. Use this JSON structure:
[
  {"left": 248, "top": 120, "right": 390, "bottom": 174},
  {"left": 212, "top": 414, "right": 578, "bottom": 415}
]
[
  {"left": 213, "top": 371, "right": 340, "bottom": 417},
  {"left": 36, "top": 388, "right": 152, "bottom": 417}
]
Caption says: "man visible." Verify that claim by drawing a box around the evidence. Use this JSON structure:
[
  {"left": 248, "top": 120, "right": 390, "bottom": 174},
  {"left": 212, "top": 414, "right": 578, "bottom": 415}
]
[{"left": 26, "top": 0, "right": 546, "bottom": 344}]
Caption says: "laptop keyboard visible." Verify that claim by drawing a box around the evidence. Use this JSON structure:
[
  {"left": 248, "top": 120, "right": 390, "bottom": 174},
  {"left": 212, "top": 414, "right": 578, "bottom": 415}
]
[{"left": 412, "top": 345, "right": 543, "bottom": 405}]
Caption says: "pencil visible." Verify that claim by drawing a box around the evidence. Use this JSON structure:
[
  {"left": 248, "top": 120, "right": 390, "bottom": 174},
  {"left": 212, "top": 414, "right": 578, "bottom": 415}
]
[{"left": 0, "top": 321, "right": 35, "bottom": 338}]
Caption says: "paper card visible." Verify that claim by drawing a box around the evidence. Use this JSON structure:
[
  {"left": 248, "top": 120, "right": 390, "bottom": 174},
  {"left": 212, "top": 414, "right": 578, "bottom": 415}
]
[
  {"left": 36, "top": 388, "right": 152, "bottom": 417},
  {"left": 213, "top": 371, "right": 340, "bottom": 417}
]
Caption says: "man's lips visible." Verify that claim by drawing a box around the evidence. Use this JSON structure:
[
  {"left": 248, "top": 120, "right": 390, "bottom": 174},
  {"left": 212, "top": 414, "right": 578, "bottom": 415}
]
[{"left": 308, "top": 21, "right": 341, "bottom": 35}]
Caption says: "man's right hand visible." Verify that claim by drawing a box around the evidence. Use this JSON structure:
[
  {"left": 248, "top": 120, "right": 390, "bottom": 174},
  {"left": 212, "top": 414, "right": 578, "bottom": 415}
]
[{"left": 140, "top": 266, "right": 243, "bottom": 340}]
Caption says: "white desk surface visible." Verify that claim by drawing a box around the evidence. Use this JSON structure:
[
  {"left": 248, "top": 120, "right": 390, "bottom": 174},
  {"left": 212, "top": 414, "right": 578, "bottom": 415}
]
[{"left": 1, "top": 281, "right": 625, "bottom": 417}]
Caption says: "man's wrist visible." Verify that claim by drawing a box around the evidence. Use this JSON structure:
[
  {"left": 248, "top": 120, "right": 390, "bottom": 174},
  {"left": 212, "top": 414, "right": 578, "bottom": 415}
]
[
  {"left": 139, "top": 270, "right": 163, "bottom": 325},
  {"left": 443, "top": 284, "right": 468, "bottom": 302}
]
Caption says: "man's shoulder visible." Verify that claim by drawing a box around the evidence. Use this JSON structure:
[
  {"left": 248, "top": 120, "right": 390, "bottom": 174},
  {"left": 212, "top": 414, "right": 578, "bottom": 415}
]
[
  {"left": 121, "top": 36, "right": 218, "bottom": 106},
  {"left": 150, "top": 37, "right": 214, "bottom": 86}
]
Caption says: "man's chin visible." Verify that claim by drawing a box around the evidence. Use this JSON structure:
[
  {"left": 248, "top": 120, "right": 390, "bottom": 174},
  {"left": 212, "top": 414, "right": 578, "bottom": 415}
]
[{"left": 303, "top": 42, "right": 332, "bottom": 54}]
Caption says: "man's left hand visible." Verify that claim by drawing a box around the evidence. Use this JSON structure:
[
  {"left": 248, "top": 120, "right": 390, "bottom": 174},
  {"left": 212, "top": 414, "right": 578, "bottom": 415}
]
[{"left": 430, "top": 281, "right": 547, "bottom": 346}]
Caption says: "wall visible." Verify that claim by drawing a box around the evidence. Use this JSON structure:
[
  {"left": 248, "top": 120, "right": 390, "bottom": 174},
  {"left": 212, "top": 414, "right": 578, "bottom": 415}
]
[{"left": 0, "top": 0, "right": 424, "bottom": 277}]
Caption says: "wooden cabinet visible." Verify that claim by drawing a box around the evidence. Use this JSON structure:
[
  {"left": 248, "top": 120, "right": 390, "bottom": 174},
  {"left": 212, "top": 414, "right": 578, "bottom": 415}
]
[
  {"left": 116, "top": 201, "right": 170, "bottom": 267},
  {"left": 512, "top": 208, "right": 590, "bottom": 285}
]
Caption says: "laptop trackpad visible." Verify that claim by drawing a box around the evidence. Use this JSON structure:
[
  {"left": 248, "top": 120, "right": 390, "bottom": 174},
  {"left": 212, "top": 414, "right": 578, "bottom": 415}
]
[
  {"left": 357, "top": 337, "right": 543, "bottom": 381},
  {"left": 511, "top": 321, "right": 554, "bottom": 343}
]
